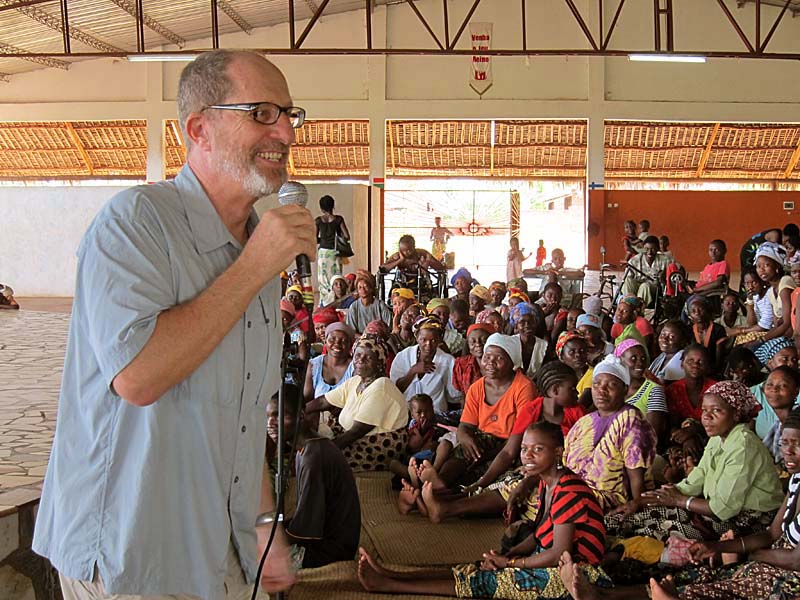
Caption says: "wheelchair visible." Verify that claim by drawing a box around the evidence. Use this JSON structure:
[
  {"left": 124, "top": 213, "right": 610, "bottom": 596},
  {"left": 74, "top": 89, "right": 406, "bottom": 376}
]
[{"left": 377, "top": 266, "right": 448, "bottom": 305}]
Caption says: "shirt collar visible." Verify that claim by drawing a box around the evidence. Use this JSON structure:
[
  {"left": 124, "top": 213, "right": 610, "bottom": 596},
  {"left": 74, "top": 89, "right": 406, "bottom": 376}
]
[{"left": 175, "top": 165, "right": 259, "bottom": 254}]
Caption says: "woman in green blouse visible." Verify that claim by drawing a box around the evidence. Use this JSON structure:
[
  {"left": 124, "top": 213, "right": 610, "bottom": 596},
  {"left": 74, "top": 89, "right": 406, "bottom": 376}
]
[{"left": 605, "top": 380, "right": 783, "bottom": 542}]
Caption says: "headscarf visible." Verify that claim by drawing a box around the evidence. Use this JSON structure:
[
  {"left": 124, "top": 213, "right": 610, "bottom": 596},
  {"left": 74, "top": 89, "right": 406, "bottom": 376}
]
[
  {"left": 467, "top": 322, "right": 497, "bottom": 336},
  {"left": 285, "top": 285, "right": 303, "bottom": 297},
  {"left": 755, "top": 337, "right": 796, "bottom": 366},
  {"left": 705, "top": 380, "right": 761, "bottom": 423},
  {"left": 412, "top": 315, "right": 444, "bottom": 335},
  {"left": 556, "top": 330, "right": 585, "bottom": 358},
  {"left": 583, "top": 296, "right": 603, "bottom": 316},
  {"left": 685, "top": 294, "right": 710, "bottom": 311},
  {"left": 312, "top": 306, "right": 340, "bottom": 326},
  {"left": 484, "top": 333, "right": 523, "bottom": 370},
  {"left": 329, "top": 274, "right": 347, "bottom": 288},
  {"left": 392, "top": 287, "right": 416, "bottom": 300},
  {"left": 451, "top": 267, "right": 473, "bottom": 286},
  {"left": 355, "top": 269, "right": 376, "bottom": 289},
  {"left": 507, "top": 278, "right": 526, "bottom": 291},
  {"left": 469, "top": 285, "right": 491, "bottom": 302},
  {"left": 279, "top": 299, "right": 295, "bottom": 316},
  {"left": 475, "top": 309, "right": 498, "bottom": 324},
  {"left": 789, "top": 252, "right": 800, "bottom": 269},
  {"left": 592, "top": 354, "right": 631, "bottom": 387},
  {"left": 614, "top": 338, "right": 646, "bottom": 362},
  {"left": 490, "top": 281, "right": 507, "bottom": 294},
  {"left": 426, "top": 297, "right": 449, "bottom": 312},
  {"left": 576, "top": 313, "right": 601, "bottom": 329},
  {"left": 508, "top": 289, "right": 531, "bottom": 305},
  {"left": 364, "top": 319, "right": 390, "bottom": 339},
  {"left": 0, "top": 285, "right": 13, "bottom": 298},
  {"left": 754, "top": 241, "right": 787, "bottom": 267},
  {"left": 508, "top": 301, "right": 534, "bottom": 329},
  {"left": 620, "top": 294, "right": 643, "bottom": 311},
  {"left": 344, "top": 273, "right": 356, "bottom": 285},
  {"left": 353, "top": 336, "right": 388, "bottom": 372},
  {"left": 324, "top": 321, "right": 356, "bottom": 341}
]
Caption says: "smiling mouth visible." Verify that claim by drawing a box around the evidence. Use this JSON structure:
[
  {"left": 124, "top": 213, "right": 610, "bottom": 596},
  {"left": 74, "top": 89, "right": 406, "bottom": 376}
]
[{"left": 255, "top": 151, "right": 285, "bottom": 163}]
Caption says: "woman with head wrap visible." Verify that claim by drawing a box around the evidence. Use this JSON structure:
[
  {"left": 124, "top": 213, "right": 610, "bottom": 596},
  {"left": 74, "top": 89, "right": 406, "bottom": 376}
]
[
  {"left": 308, "top": 336, "right": 408, "bottom": 472},
  {"left": 556, "top": 330, "right": 594, "bottom": 398},
  {"left": 426, "top": 298, "right": 467, "bottom": 356},
  {"left": 577, "top": 312, "right": 614, "bottom": 365},
  {"left": 607, "top": 380, "right": 783, "bottom": 545},
  {"left": 487, "top": 281, "right": 510, "bottom": 322},
  {"left": 390, "top": 287, "right": 416, "bottom": 333},
  {"left": 322, "top": 274, "right": 356, "bottom": 310},
  {"left": 511, "top": 302, "right": 551, "bottom": 381},
  {"left": 451, "top": 267, "right": 474, "bottom": 303},
  {"left": 752, "top": 241, "right": 795, "bottom": 355},
  {"left": 311, "top": 306, "right": 340, "bottom": 344},
  {"left": 344, "top": 269, "right": 393, "bottom": 334},
  {"left": 747, "top": 337, "right": 800, "bottom": 440},
  {"left": 418, "top": 333, "right": 534, "bottom": 493},
  {"left": 390, "top": 316, "right": 463, "bottom": 414},
  {"left": 468, "top": 285, "right": 491, "bottom": 317},
  {"left": 475, "top": 308, "right": 505, "bottom": 334},
  {"left": 303, "top": 321, "right": 355, "bottom": 409},
  {"left": 611, "top": 294, "right": 655, "bottom": 352},
  {"left": 615, "top": 338, "right": 668, "bottom": 444},
  {"left": 563, "top": 355, "right": 656, "bottom": 513}
]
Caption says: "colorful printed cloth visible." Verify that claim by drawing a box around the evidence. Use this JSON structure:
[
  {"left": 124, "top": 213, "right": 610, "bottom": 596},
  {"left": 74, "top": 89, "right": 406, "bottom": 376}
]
[{"left": 563, "top": 406, "right": 656, "bottom": 511}]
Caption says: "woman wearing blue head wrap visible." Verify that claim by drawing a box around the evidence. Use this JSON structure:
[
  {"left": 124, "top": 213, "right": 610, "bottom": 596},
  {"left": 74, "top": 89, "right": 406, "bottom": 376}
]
[{"left": 451, "top": 267, "right": 474, "bottom": 303}]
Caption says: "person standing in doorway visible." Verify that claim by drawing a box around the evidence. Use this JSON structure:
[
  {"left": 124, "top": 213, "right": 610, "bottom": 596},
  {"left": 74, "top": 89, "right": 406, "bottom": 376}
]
[
  {"left": 430, "top": 216, "right": 454, "bottom": 261},
  {"left": 316, "top": 194, "right": 350, "bottom": 302}
]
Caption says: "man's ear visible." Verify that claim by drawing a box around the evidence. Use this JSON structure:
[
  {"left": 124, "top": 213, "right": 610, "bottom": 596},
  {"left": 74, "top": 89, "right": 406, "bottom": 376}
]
[{"left": 184, "top": 112, "right": 213, "bottom": 152}]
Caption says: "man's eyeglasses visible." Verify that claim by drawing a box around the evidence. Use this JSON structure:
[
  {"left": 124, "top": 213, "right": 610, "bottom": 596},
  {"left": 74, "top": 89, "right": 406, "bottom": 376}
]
[{"left": 203, "top": 101, "right": 306, "bottom": 129}]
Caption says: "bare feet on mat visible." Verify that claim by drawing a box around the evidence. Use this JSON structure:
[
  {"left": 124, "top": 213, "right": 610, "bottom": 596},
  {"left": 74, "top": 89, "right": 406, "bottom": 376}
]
[
  {"left": 357, "top": 550, "right": 392, "bottom": 592},
  {"left": 422, "top": 481, "right": 447, "bottom": 523},
  {"left": 559, "top": 551, "right": 598, "bottom": 600},
  {"left": 419, "top": 460, "right": 446, "bottom": 491},
  {"left": 408, "top": 457, "right": 422, "bottom": 488},
  {"left": 397, "top": 479, "right": 419, "bottom": 515}
]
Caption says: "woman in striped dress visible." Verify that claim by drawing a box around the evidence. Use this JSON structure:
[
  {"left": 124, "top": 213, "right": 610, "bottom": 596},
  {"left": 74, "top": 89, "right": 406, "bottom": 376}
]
[{"left": 356, "top": 422, "right": 613, "bottom": 599}]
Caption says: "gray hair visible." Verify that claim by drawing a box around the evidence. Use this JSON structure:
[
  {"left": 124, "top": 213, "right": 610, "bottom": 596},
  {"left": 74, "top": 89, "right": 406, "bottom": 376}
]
[{"left": 177, "top": 50, "right": 261, "bottom": 149}]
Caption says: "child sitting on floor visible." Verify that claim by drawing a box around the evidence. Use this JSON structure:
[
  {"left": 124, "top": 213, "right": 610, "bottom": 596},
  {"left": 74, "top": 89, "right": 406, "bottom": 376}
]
[{"left": 390, "top": 394, "right": 444, "bottom": 485}]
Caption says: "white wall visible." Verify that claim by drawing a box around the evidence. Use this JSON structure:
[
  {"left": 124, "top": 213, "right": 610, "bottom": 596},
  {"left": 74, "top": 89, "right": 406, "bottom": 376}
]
[
  {"left": 0, "top": 185, "right": 125, "bottom": 295},
  {"left": 2, "top": 0, "right": 800, "bottom": 294}
]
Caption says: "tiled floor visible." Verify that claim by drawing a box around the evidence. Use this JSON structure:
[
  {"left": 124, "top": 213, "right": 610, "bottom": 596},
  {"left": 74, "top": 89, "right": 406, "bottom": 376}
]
[{"left": 0, "top": 310, "right": 68, "bottom": 511}]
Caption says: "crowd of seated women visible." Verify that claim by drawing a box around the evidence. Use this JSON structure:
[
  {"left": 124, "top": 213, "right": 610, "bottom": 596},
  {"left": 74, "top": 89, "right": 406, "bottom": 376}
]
[{"left": 277, "top": 226, "right": 800, "bottom": 598}]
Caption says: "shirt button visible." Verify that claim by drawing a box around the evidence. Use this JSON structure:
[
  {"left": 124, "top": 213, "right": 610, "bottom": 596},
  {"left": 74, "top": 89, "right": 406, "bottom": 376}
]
[
  {"left": 241, "top": 425, "right": 247, "bottom": 433},
  {"left": 246, "top": 372, "right": 251, "bottom": 380},
  {"left": 247, "top": 320, "right": 252, "bottom": 328},
  {"left": 234, "top": 476, "right": 239, "bottom": 484}
]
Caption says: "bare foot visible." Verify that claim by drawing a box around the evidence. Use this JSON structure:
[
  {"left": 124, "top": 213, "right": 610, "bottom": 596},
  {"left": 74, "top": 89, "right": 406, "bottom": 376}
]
[
  {"left": 358, "top": 548, "right": 393, "bottom": 578},
  {"left": 650, "top": 576, "right": 680, "bottom": 600},
  {"left": 419, "top": 460, "right": 447, "bottom": 491},
  {"left": 719, "top": 529, "right": 738, "bottom": 565},
  {"left": 559, "top": 551, "right": 598, "bottom": 600},
  {"left": 357, "top": 551, "right": 395, "bottom": 593},
  {"left": 408, "top": 458, "right": 421, "bottom": 488},
  {"left": 397, "top": 479, "right": 418, "bottom": 515},
  {"left": 422, "top": 481, "right": 448, "bottom": 523}
]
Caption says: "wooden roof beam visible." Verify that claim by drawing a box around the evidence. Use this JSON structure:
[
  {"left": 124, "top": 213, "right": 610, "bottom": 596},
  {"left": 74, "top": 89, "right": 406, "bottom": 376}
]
[
  {"left": 0, "top": 0, "right": 124, "bottom": 53},
  {"left": 108, "top": 0, "right": 186, "bottom": 47},
  {"left": 64, "top": 122, "right": 94, "bottom": 175},
  {"left": 0, "top": 40, "right": 70, "bottom": 68},
  {"left": 783, "top": 135, "right": 800, "bottom": 178}
]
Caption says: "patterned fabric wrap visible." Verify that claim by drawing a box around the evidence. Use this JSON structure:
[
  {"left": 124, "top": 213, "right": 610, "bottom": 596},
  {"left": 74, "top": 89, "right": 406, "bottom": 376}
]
[
  {"left": 452, "top": 560, "right": 613, "bottom": 599},
  {"left": 363, "top": 319, "right": 390, "bottom": 339},
  {"left": 509, "top": 302, "right": 535, "bottom": 329},
  {"left": 426, "top": 297, "right": 450, "bottom": 312},
  {"left": 620, "top": 294, "right": 644, "bottom": 310},
  {"left": 754, "top": 241, "right": 788, "bottom": 267},
  {"left": 476, "top": 309, "right": 498, "bottom": 325},
  {"left": 576, "top": 313, "right": 601, "bottom": 329},
  {"left": 555, "top": 330, "right": 585, "bottom": 359},
  {"left": 312, "top": 306, "right": 340, "bottom": 326},
  {"left": 316, "top": 248, "right": 342, "bottom": 300},
  {"left": 412, "top": 315, "right": 444, "bottom": 335},
  {"left": 353, "top": 336, "right": 388, "bottom": 371},
  {"left": 614, "top": 337, "right": 643, "bottom": 359},
  {"left": 470, "top": 285, "right": 491, "bottom": 302},
  {"left": 705, "top": 380, "right": 762, "bottom": 423},
  {"left": 754, "top": 336, "right": 796, "bottom": 366},
  {"left": 391, "top": 287, "right": 415, "bottom": 300},
  {"left": 280, "top": 298, "right": 296, "bottom": 316}
]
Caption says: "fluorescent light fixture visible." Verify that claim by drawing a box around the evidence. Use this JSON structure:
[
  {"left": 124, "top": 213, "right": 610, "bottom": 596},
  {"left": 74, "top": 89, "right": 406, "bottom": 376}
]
[
  {"left": 127, "top": 53, "right": 199, "bottom": 62},
  {"left": 629, "top": 54, "right": 706, "bottom": 63}
]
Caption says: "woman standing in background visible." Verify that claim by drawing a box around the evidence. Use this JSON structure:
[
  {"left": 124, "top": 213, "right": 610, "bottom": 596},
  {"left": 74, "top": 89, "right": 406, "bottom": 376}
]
[{"left": 316, "top": 194, "right": 350, "bottom": 302}]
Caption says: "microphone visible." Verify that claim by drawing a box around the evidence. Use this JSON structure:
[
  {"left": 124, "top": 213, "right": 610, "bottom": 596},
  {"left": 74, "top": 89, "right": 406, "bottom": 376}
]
[{"left": 277, "top": 181, "right": 315, "bottom": 312}]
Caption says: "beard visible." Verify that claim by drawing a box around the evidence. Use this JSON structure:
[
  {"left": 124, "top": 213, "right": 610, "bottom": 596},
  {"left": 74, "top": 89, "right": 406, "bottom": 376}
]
[{"left": 217, "top": 145, "right": 287, "bottom": 199}]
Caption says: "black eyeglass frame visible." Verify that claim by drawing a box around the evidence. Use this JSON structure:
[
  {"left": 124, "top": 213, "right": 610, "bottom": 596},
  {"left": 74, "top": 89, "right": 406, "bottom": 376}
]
[{"left": 203, "top": 101, "right": 306, "bottom": 128}]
